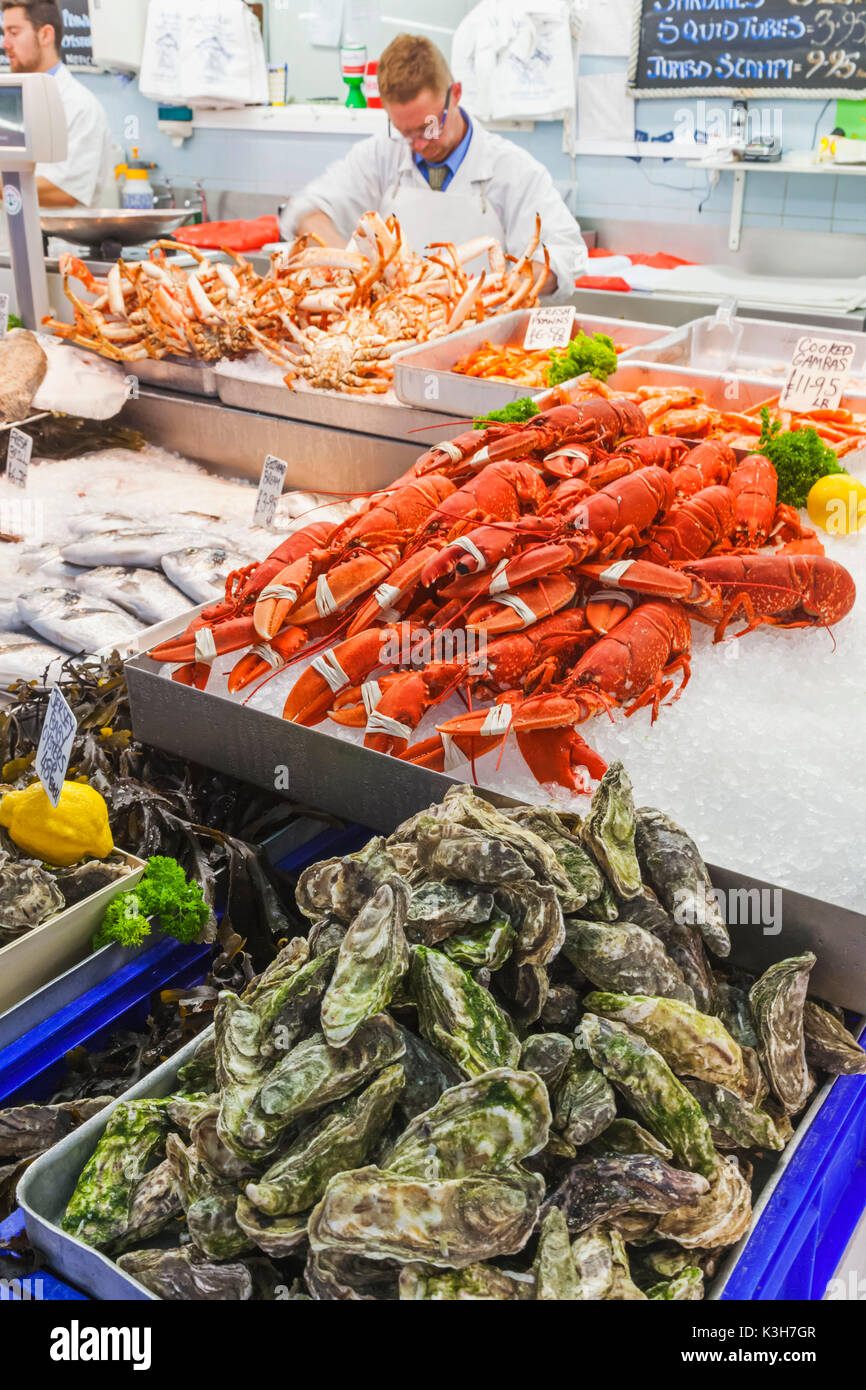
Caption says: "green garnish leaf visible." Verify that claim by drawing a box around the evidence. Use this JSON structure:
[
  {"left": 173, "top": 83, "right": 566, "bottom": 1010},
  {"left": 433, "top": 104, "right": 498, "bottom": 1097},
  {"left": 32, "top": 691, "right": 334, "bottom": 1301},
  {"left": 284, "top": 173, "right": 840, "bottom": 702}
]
[
  {"left": 546, "top": 331, "right": 619, "bottom": 386},
  {"left": 93, "top": 855, "right": 211, "bottom": 951},
  {"left": 473, "top": 397, "right": 540, "bottom": 428},
  {"left": 753, "top": 406, "right": 844, "bottom": 508}
]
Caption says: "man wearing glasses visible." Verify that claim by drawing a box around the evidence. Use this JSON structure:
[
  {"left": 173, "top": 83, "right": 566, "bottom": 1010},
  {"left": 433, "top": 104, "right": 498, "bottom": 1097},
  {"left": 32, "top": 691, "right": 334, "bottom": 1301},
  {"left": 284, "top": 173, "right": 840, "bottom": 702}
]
[{"left": 288, "top": 33, "right": 586, "bottom": 296}]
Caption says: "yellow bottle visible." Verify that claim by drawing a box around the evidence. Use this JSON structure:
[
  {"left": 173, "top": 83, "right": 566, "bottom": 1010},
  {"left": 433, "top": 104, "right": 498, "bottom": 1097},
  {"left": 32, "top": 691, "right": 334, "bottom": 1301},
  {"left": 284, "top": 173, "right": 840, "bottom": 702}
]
[{"left": 0, "top": 781, "right": 114, "bottom": 867}]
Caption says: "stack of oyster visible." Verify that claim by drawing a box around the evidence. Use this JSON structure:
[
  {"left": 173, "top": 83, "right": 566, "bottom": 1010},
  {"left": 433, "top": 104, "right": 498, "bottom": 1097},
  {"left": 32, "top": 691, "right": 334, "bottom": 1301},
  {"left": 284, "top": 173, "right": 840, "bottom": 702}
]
[{"left": 59, "top": 767, "right": 866, "bottom": 1300}]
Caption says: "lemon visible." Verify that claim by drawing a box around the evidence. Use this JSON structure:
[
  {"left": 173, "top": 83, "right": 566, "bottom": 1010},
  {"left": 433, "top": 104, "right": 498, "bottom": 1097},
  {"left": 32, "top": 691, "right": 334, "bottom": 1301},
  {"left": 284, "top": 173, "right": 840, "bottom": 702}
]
[
  {"left": 806, "top": 473, "right": 866, "bottom": 535},
  {"left": 0, "top": 781, "right": 114, "bottom": 866}
]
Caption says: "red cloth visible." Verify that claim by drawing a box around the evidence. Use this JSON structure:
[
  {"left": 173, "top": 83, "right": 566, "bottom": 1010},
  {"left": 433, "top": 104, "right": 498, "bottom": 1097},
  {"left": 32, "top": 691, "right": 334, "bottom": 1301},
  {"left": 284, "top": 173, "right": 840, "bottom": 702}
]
[
  {"left": 626, "top": 252, "right": 697, "bottom": 269},
  {"left": 175, "top": 216, "right": 281, "bottom": 253},
  {"left": 575, "top": 275, "right": 633, "bottom": 292},
  {"left": 587, "top": 247, "right": 617, "bottom": 258}
]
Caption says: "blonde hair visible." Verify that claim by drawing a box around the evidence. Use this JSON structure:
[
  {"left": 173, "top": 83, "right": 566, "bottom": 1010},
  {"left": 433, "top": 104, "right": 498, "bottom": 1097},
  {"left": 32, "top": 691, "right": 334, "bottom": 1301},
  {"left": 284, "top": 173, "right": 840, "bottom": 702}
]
[{"left": 378, "top": 33, "right": 452, "bottom": 105}]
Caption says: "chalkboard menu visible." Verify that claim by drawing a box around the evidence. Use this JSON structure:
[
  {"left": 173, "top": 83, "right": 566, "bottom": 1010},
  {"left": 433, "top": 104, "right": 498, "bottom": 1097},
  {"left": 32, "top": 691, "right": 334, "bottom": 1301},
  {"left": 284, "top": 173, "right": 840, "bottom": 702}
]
[
  {"left": 628, "top": 0, "right": 866, "bottom": 98},
  {"left": 0, "top": 1, "right": 93, "bottom": 70}
]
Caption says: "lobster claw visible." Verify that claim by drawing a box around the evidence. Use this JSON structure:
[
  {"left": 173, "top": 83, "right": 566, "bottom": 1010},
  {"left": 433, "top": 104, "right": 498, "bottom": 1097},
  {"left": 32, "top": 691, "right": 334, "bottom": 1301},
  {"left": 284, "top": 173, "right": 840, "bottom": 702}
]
[
  {"left": 150, "top": 615, "right": 258, "bottom": 665},
  {"left": 290, "top": 548, "right": 399, "bottom": 627},
  {"left": 433, "top": 695, "right": 521, "bottom": 768},
  {"left": 466, "top": 573, "right": 577, "bottom": 634},
  {"left": 283, "top": 625, "right": 398, "bottom": 725},
  {"left": 254, "top": 552, "right": 325, "bottom": 639},
  {"left": 172, "top": 661, "right": 211, "bottom": 691},
  {"left": 227, "top": 625, "right": 308, "bottom": 694},
  {"left": 511, "top": 691, "right": 610, "bottom": 792},
  {"left": 576, "top": 558, "right": 697, "bottom": 602},
  {"left": 346, "top": 545, "right": 440, "bottom": 637}
]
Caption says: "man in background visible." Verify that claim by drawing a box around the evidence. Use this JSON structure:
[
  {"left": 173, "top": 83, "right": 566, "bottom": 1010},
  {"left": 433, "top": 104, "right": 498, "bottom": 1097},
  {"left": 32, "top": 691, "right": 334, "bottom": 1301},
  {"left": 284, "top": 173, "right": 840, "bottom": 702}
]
[
  {"left": 1, "top": 1, "right": 113, "bottom": 207},
  {"left": 288, "top": 33, "right": 586, "bottom": 296}
]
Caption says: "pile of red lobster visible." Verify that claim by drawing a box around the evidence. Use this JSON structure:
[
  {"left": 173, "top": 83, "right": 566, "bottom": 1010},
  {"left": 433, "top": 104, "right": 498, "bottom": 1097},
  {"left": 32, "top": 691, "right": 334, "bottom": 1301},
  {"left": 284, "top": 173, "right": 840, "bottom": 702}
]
[{"left": 149, "top": 398, "right": 857, "bottom": 792}]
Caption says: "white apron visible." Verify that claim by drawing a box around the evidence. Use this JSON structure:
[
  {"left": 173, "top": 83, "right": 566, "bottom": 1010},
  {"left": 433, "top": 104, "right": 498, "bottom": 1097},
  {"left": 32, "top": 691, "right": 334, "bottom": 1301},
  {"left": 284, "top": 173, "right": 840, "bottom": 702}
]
[{"left": 379, "top": 169, "right": 507, "bottom": 277}]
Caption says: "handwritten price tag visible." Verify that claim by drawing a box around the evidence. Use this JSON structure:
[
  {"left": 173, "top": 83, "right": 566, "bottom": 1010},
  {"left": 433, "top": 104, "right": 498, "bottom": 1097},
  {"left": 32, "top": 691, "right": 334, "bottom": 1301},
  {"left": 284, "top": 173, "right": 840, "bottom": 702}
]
[
  {"left": 253, "top": 454, "right": 288, "bottom": 528},
  {"left": 0, "top": 293, "right": 10, "bottom": 341},
  {"left": 35, "top": 686, "right": 77, "bottom": 809},
  {"left": 524, "top": 306, "right": 576, "bottom": 351},
  {"left": 780, "top": 336, "right": 856, "bottom": 413},
  {"left": 6, "top": 427, "right": 32, "bottom": 488}
]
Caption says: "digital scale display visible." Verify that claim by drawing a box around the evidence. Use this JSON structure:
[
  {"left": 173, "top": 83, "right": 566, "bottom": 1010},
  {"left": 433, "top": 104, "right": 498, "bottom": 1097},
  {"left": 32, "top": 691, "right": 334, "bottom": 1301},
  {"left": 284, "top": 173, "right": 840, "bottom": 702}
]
[{"left": 0, "top": 85, "right": 25, "bottom": 150}]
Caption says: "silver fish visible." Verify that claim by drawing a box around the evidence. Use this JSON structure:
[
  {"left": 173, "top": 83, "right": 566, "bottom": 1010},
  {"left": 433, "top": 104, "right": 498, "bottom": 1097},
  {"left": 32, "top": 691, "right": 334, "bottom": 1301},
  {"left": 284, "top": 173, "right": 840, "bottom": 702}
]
[
  {"left": 75, "top": 567, "right": 192, "bottom": 626},
  {"left": 16, "top": 587, "right": 144, "bottom": 654},
  {"left": 0, "top": 631, "right": 65, "bottom": 685},
  {"left": 61, "top": 529, "right": 231, "bottom": 570},
  {"left": 162, "top": 547, "right": 255, "bottom": 604}
]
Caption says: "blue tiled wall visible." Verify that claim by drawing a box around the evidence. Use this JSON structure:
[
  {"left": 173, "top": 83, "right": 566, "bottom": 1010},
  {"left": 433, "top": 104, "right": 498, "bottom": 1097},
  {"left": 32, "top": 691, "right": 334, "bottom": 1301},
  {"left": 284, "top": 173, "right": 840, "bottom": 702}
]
[{"left": 82, "top": 58, "right": 865, "bottom": 237}]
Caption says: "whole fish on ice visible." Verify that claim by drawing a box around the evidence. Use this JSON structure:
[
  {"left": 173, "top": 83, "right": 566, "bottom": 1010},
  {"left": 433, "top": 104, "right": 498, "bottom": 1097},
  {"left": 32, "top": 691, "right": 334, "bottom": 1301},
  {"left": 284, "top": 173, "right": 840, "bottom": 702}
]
[
  {"left": 0, "top": 632, "right": 65, "bottom": 687},
  {"left": 61, "top": 528, "right": 231, "bottom": 570},
  {"left": 75, "top": 566, "right": 192, "bottom": 626},
  {"left": 161, "top": 546, "right": 255, "bottom": 603},
  {"left": 16, "top": 588, "right": 144, "bottom": 655}
]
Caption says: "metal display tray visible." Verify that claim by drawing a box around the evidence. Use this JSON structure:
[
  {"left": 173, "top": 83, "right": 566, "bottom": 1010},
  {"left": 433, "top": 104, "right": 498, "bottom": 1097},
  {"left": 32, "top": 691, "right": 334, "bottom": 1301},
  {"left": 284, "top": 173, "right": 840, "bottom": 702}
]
[
  {"left": 391, "top": 309, "right": 672, "bottom": 416},
  {"left": 213, "top": 356, "right": 458, "bottom": 443},
  {"left": 132, "top": 356, "right": 220, "bottom": 398},
  {"left": 633, "top": 315, "right": 866, "bottom": 384},
  {"left": 0, "top": 852, "right": 146, "bottom": 1019},
  {"left": 125, "top": 646, "right": 866, "bottom": 1014}
]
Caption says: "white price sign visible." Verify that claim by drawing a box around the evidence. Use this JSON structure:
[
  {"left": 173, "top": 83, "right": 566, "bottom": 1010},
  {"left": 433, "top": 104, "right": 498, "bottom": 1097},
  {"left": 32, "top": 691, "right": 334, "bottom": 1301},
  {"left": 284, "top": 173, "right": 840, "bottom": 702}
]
[
  {"left": 6, "top": 427, "right": 32, "bottom": 488},
  {"left": 35, "top": 686, "right": 78, "bottom": 809},
  {"left": 523, "top": 306, "right": 576, "bottom": 351},
  {"left": 253, "top": 454, "right": 288, "bottom": 528},
  {"left": 0, "top": 293, "right": 10, "bottom": 340},
  {"left": 780, "top": 337, "right": 856, "bottom": 413}
]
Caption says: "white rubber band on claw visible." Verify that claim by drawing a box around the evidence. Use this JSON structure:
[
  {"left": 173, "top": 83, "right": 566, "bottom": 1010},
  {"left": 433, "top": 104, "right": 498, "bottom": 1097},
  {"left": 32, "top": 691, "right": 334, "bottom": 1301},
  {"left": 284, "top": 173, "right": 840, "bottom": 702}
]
[
  {"left": 315, "top": 574, "right": 339, "bottom": 617},
  {"left": 544, "top": 446, "right": 590, "bottom": 463},
  {"left": 600, "top": 559, "right": 635, "bottom": 585},
  {"left": 488, "top": 558, "right": 511, "bottom": 595},
  {"left": 441, "top": 732, "right": 465, "bottom": 770},
  {"left": 251, "top": 643, "right": 286, "bottom": 670},
  {"left": 437, "top": 440, "right": 463, "bottom": 462},
  {"left": 259, "top": 583, "right": 299, "bottom": 604},
  {"left": 451, "top": 536, "right": 488, "bottom": 571},
  {"left": 312, "top": 651, "right": 349, "bottom": 693},
  {"left": 365, "top": 710, "right": 413, "bottom": 742},
  {"left": 374, "top": 582, "right": 401, "bottom": 610},
  {"left": 489, "top": 592, "right": 537, "bottom": 627},
  {"left": 194, "top": 628, "right": 218, "bottom": 664},
  {"left": 362, "top": 680, "right": 382, "bottom": 716},
  {"left": 481, "top": 702, "right": 513, "bottom": 737}
]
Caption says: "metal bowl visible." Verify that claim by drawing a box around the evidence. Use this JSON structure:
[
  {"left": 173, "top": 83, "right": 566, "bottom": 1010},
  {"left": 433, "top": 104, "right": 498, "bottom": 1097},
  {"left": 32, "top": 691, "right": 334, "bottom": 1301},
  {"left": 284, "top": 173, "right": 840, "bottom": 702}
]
[{"left": 40, "top": 208, "right": 193, "bottom": 248}]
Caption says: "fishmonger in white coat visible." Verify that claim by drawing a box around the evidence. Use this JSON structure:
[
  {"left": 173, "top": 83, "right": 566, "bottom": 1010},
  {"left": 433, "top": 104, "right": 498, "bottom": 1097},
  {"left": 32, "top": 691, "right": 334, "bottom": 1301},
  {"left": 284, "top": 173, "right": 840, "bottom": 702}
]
[{"left": 289, "top": 34, "right": 587, "bottom": 298}]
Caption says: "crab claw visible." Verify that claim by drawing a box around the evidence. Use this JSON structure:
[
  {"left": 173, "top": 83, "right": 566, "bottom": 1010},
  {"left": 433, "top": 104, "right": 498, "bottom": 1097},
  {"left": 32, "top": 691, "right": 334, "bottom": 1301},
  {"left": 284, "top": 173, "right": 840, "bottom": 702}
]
[
  {"left": 282, "top": 625, "right": 399, "bottom": 726},
  {"left": 227, "top": 626, "right": 308, "bottom": 694},
  {"left": 466, "top": 574, "right": 577, "bottom": 635}
]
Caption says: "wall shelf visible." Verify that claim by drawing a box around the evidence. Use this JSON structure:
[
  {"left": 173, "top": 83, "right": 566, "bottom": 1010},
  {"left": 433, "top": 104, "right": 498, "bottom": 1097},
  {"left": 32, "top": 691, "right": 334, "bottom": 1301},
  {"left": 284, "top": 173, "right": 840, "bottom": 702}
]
[{"left": 686, "top": 155, "right": 866, "bottom": 251}]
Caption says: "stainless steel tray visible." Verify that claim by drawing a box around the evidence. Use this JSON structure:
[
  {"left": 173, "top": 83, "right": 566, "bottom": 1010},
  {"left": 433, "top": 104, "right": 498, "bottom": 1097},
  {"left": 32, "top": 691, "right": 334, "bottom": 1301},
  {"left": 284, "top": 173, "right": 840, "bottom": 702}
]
[
  {"left": 214, "top": 356, "right": 458, "bottom": 443},
  {"left": 18, "top": 1029, "right": 207, "bottom": 1302},
  {"left": 125, "top": 647, "right": 866, "bottom": 1013},
  {"left": 133, "top": 356, "right": 220, "bottom": 398},
  {"left": 634, "top": 315, "right": 866, "bottom": 385},
  {"left": 392, "top": 309, "right": 672, "bottom": 417},
  {"left": 40, "top": 209, "right": 192, "bottom": 249}
]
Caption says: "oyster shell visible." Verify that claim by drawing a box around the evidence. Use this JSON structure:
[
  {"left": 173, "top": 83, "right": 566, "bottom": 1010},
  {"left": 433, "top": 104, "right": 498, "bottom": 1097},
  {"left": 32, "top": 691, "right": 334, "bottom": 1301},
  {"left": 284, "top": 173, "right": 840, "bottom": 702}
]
[
  {"left": 685, "top": 1078, "right": 790, "bottom": 1152},
  {"left": 321, "top": 880, "right": 409, "bottom": 1045},
  {"left": 51, "top": 857, "right": 132, "bottom": 908},
  {"left": 749, "top": 953, "right": 816, "bottom": 1114},
  {"left": 177, "top": 1031, "right": 217, "bottom": 1093},
  {"left": 383, "top": 1068, "right": 551, "bottom": 1180},
  {"left": 495, "top": 883, "right": 565, "bottom": 968},
  {"left": 165, "top": 1093, "right": 218, "bottom": 1135},
  {"left": 0, "top": 852, "right": 64, "bottom": 938},
  {"left": 552, "top": 1052, "right": 616, "bottom": 1147},
  {"left": 252, "top": 947, "right": 337, "bottom": 1058},
  {"left": 714, "top": 976, "right": 759, "bottom": 1049},
  {"left": 0, "top": 1097, "right": 112, "bottom": 1159},
  {"left": 584, "top": 992, "right": 746, "bottom": 1091},
  {"left": 803, "top": 1000, "right": 866, "bottom": 1076},
  {"left": 246, "top": 1064, "right": 405, "bottom": 1216},
  {"left": 308, "top": 1164, "right": 544, "bottom": 1268},
  {"left": 214, "top": 994, "right": 272, "bottom": 1160},
  {"left": 564, "top": 918, "right": 692, "bottom": 1004},
  {"left": 590, "top": 1118, "right": 673, "bottom": 1161},
  {"left": 190, "top": 1109, "right": 258, "bottom": 1180},
  {"left": 406, "top": 880, "right": 494, "bottom": 945},
  {"left": 165, "top": 1132, "right": 252, "bottom": 1260},
  {"left": 578, "top": 1014, "right": 718, "bottom": 1178},
  {"left": 393, "top": 1025, "right": 464, "bottom": 1124},
  {"left": 545, "top": 1155, "right": 709, "bottom": 1235},
  {"left": 305, "top": 1248, "right": 402, "bottom": 1301},
  {"left": 635, "top": 808, "right": 730, "bottom": 958},
  {"left": 519, "top": 1033, "right": 574, "bottom": 1092},
  {"left": 492, "top": 960, "right": 549, "bottom": 1027},
  {"left": 541, "top": 984, "right": 582, "bottom": 1032},
  {"left": 507, "top": 806, "right": 604, "bottom": 908},
  {"left": 647, "top": 1267, "right": 704, "bottom": 1299},
  {"left": 656, "top": 1154, "right": 752, "bottom": 1249},
  {"left": 296, "top": 839, "right": 398, "bottom": 922},
  {"left": 415, "top": 819, "right": 534, "bottom": 886},
  {"left": 571, "top": 1226, "right": 647, "bottom": 1300},
  {"left": 117, "top": 1246, "right": 279, "bottom": 1301},
  {"left": 437, "top": 785, "right": 579, "bottom": 909},
  {"left": 581, "top": 763, "right": 643, "bottom": 900},
  {"left": 114, "top": 1156, "right": 181, "bottom": 1253},
  {"left": 533, "top": 1207, "right": 579, "bottom": 1300},
  {"left": 308, "top": 915, "right": 347, "bottom": 957},
  {"left": 61, "top": 1099, "right": 169, "bottom": 1250},
  {"left": 623, "top": 886, "right": 715, "bottom": 1013},
  {"left": 409, "top": 945, "right": 520, "bottom": 1078},
  {"left": 235, "top": 1193, "right": 309, "bottom": 1257},
  {"left": 399, "top": 1261, "right": 531, "bottom": 1300},
  {"left": 440, "top": 912, "right": 515, "bottom": 971}
]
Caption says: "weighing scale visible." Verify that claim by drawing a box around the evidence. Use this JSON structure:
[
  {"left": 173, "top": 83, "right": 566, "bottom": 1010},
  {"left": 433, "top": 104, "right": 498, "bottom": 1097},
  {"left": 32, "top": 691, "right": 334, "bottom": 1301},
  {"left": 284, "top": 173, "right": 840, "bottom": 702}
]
[{"left": 0, "top": 72, "right": 67, "bottom": 330}]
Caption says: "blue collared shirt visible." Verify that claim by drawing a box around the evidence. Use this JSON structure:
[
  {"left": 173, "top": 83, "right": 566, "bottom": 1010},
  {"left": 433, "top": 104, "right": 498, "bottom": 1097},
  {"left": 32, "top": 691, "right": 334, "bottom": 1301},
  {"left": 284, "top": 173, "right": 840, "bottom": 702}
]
[
  {"left": 414, "top": 109, "right": 473, "bottom": 191},
  {"left": 48, "top": 63, "right": 62, "bottom": 75}
]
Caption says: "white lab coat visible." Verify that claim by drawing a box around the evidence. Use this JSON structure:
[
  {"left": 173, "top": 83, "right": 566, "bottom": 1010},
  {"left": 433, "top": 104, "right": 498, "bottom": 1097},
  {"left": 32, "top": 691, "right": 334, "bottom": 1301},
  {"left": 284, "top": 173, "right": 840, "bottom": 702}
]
[
  {"left": 37, "top": 65, "right": 115, "bottom": 208},
  {"left": 286, "top": 119, "right": 587, "bottom": 298}
]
